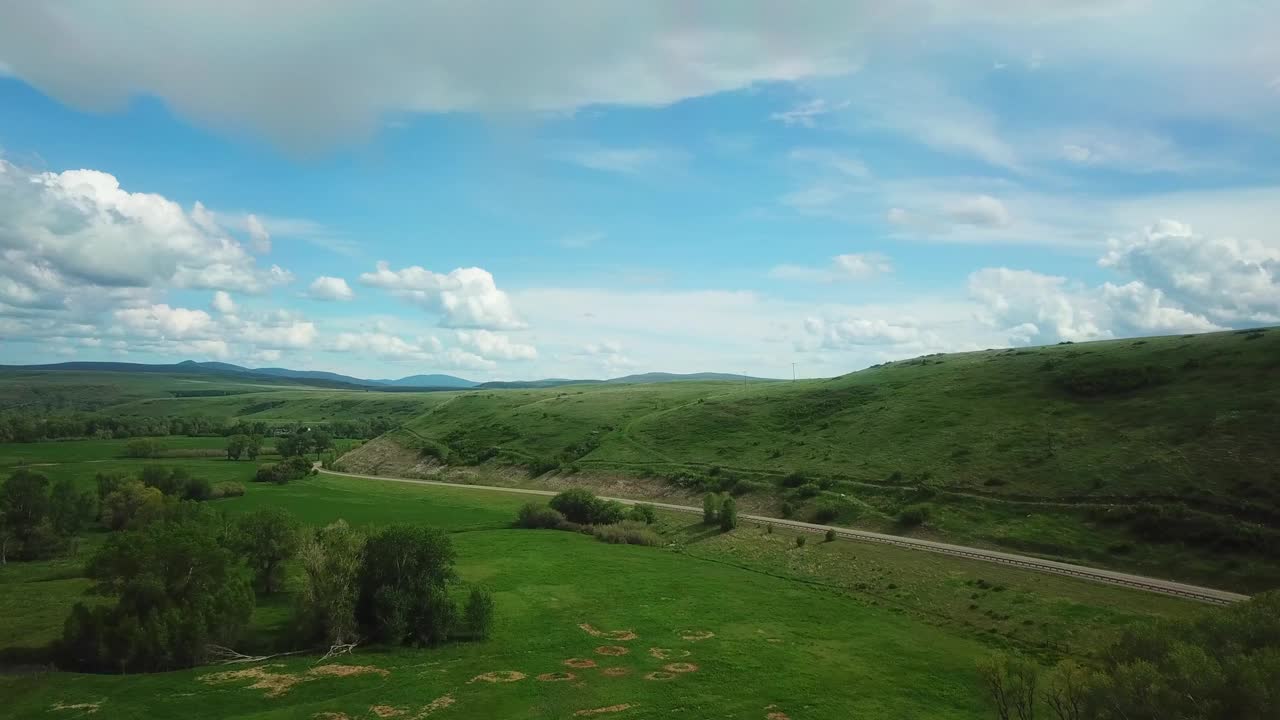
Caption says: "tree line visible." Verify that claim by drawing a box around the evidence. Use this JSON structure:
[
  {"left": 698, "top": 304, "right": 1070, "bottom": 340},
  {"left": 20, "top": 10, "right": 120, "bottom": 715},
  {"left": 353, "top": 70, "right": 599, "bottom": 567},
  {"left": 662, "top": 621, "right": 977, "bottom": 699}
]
[{"left": 0, "top": 413, "right": 395, "bottom": 443}]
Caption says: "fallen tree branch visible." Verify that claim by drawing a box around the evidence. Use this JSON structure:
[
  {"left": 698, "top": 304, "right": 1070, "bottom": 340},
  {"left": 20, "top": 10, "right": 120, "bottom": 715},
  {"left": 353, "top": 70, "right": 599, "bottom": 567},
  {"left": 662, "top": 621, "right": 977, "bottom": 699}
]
[
  {"left": 205, "top": 644, "right": 312, "bottom": 665},
  {"left": 316, "top": 642, "right": 358, "bottom": 663}
]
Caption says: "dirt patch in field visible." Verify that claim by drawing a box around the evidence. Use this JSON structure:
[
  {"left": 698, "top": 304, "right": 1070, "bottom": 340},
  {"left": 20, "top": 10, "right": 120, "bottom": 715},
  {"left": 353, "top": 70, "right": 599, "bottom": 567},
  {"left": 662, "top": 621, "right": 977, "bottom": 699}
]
[
  {"left": 601, "top": 667, "right": 631, "bottom": 678},
  {"left": 663, "top": 663, "right": 699, "bottom": 673},
  {"left": 679, "top": 630, "right": 715, "bottom": 641},
  {"left": 369, "top": 705, "right": 405, "bottom": 718},
  {"left": 468, "top": 671, "right": 527, "bottom": 684},
  {"left": 564, "top": 658, "right": 598, "bottom": 669},
  {"left": 644, "top": 671, "right": 676, "bottom": 681},
  {"left": 765, "top": 704, "right": 791, "bottom": 720},
  {"left": 414, "top": 694, "right": 456, "bottom": 718},
  {"left": 537, "top": 672, "right": 577, "bottom": 682},
  {"left": 313, "top": 714, "right": 351, "bottom": 720},
  {"left": 579, "top": 623, "right": 638, "bottom": 641},
  {"left": 595, "top": 645, "right": 629, "bottom": 656},
  {"left": 574, "top": 704, "right": 636, "bottom": 716},
  {"left": 200, "top": 665, "right": 307, "bottom": 698},
  {"left": 647, "top": 648, "right": 689, "bottom": 660},
  {"left": 332, "top": 435, "right": 444, "bottom": 479},
  {"left": 310, "top": 664, "right": 390, "bottom": 679},
  {"left": 50, "top": 700, "right": 103, "bottom": 715}
]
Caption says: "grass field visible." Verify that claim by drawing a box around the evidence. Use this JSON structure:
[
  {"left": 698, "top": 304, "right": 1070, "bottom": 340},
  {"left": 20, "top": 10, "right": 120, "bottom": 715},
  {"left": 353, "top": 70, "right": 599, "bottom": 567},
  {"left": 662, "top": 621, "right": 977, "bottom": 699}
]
[{"left": 0, "top": 446, "right": 1203, "bottom": 719}]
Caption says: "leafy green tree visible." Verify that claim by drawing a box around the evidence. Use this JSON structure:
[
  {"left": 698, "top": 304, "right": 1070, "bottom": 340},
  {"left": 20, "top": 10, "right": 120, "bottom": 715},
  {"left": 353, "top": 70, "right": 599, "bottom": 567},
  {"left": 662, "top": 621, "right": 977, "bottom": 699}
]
[
  {"left": 719, "top": 496, "right": 738, "bottom": 531},
  {"left": 297, "top": 520, "right": 365, "bottom": 647},
  {"left": 95, "top": 471, "right": 128, "bottom": 504},
  {"left": 225, "top": 434, "right": 249, "bottom": 460},
  {"left": 140, "top": 466, "right": 186, "bottom": 495},
  {"left": 702, "top": 493, "right": 720, "bottom": 524},
  {"left": 978, "top": 654, "right": 1039, "bottom": 720},
  {"left": 59, "top": 520, "right": 254, "bottom": 673},
  {"left": 101, "top": 481, "right": 167, "bottom": 531},
  {"left": 464, "top": 586, "right": 496, "bottom": 640},
  {"left": 49, "top": 478, "right": 95, "bottom": 538},
  {"left": 124, "top": 438, "right": 163, "bottom": 458},
  {"left": 2, "top": 468, "right": 50, "bottom": 541},
  {"left": 548, "top": 488, "right": 624, "bottom": 525},
  {"left": 234, "top": 507, "right": 300, "bottom": 594},
  {"left": 245, "top": 434, "right": 264, "bottom": 460},
  {"left": 357, "top": 525, "right": 458, "bottom": 646},
  {"left": 627, "top": 503, "right": 658, "bottom": 524},
  {"left": 310, "top": 430, "right": 333, "bottom": 457}
]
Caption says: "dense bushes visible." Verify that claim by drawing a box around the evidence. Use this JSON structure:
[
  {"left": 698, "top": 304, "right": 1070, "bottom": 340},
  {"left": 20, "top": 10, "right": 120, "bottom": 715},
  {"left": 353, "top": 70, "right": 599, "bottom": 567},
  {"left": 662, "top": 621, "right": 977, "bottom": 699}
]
[
  {"left": 1055, "top": 364, "right": 1172, "bottom": 397},
  {"left": 1, "top": 469, "right": 95, "bottom": 561},
  {"left": 233, "top": 508, "right": 301, "bottom": 594},
  {"left": 254, "top": 457, "right": 312, "bottom": 484},
  {"left": 981, "top": 592, "right": 1280, "bottom": 719},
  {"left": 463, "top": 587, "right": 496, "bottom": 639},
  {"left": 296, "top": 520, "right": 364, "bottom": 648},
  {"left": 897, "top": 504, "right": 931, "bottom": 528},
  {"left": 1097, "top": 503, "right": 1273, "bottom": 554},
  {"left": 211, "top": 482, "right": 245, "bottom": 499},
  {"left": 516, "top": 502, "right": 567, "bottom": 529},
  {"left": 592, "top": 521, "right": 662, "bottom": 546},
  {"left": 356, "top": 526, "right": 459, "bottom": 646},
  {"left": 627, "top": 503, "right": 657, "bottom": 524},
  {"left": 549, "top": 488, "right": 625, "bottom": 525}
]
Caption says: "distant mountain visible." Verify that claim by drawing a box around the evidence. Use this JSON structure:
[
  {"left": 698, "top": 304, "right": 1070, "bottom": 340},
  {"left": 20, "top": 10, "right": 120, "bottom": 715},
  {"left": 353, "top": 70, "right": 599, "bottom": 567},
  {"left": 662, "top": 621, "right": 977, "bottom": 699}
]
[
  {"left": 605, "top": 372, "right": 773, "bottom": 384},
  {"left": 249, "top": 366, "right": 382, "bottom": 387},
  {"left": 379, "top": 374, "right": 477, "bottom": 388},
  {"left": 474, "top": 378, "right": 603, "bottom": 390}
]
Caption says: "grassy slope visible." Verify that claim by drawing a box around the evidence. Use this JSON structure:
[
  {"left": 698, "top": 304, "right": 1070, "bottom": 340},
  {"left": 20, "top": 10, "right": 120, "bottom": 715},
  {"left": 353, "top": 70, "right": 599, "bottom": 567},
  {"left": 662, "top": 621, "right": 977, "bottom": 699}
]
[
  {"left": 0, "top": 446, "right": 1200, "bottom": 720},
  {"left": 386, "top": 328, "right": 1280, "bottom": 591}
]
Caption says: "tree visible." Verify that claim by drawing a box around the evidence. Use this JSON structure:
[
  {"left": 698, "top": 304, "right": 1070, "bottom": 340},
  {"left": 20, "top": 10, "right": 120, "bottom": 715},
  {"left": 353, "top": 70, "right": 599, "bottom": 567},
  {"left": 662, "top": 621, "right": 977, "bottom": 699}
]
[
  {"left": 357, "top": 525, "right": 458, "bottom": 646},
  {"left": 101, "top": 481, "right": 167, "bottom": 531},
  {"left": 225, "top": 434, "right": 249, "bottom": 460},
  {"left": 1, "top": 469, "right": 51, "bottom": 555},
  {"left": 1043, "top": 660, "right": 1094, "bottom": 720},
  {"left": 49, "top": 478, "right": 95, "bottom": 538},
  {"left": 310, "top": 430, "right": 333, "bottom": 457},
  {"left": 719, "top": 496, "right": 738, "bottom": 531},
  {"left": 276, "top": 432, "right": 309, "bottom": 458},
  {"left": 464, "top": 586, "right": 496, "bottom": 640},
  {"left": 627, "top": 503, "right": 657, "bottom": 524},
  {"left": 297, "top": 520, "right": 365, "bottom": 647},
  {"left": 978, "top": 654, "right": 1040, "bottom": 720},
  {"left": 140, "top": 466, "right": 185, "bottom": 495},
  {"left": 549, "top": 488, "right": 600, "bottom": 524},
  {"left": 234, "top": 507, "right": 300, "bottom": 594},
  {"left": 702, "top": 493, "right": 720, "bottom": 524},
  {"left": 59, "top": 520, "right": 254, "bottom": 673},
  {"left": 245, "top": 434, "right": 264, "bottom": 461},
  {"left": 124, "top": 438, "right": 163, "bottom": 458}
]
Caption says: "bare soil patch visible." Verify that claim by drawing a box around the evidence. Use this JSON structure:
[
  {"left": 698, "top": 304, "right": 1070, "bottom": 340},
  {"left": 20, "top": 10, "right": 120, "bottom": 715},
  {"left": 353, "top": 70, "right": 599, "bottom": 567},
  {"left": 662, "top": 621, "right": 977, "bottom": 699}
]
[
  {"left": 574, "top": 704, "right": 636, "bottom": 716},
  {"left": 663, "top": 663, "right": 699, "bottom": 673},
  {"left": 313, "top": 714, "right": 351, "bottom": 720},
  {"left": 50, "top": 701, "right": 103, "bottom": 715},
  {"left": 595, "top": 645, "right": 630, "bottom": 656},
  {"left": 579, "top": 623, "right": 638, "bottom": 641},
  {"left": 468, "top": 671, "right": 527, "bottom": 684},
  {"left": 370, "top": 705, "right": 405, "bottom": 718},
  {"left": 310, "top": 664, "right": 390, "bottom": 679},
  {"left": 415, "top": 694, "right": 456, "bottom": 718},
  {"left": 564, "top": 658, "right": 598, "bottom": 669},
  {"left": 765, "top": 704, "right": 791, "bottom": 720},
  {"left": 643, "top": 671, "right": 676, "bottom": 681},
  {"left": 200, "top": 665, "right": 307, "bottom": 698},
  {"left": 679, "top": 630, "right": 715, "bottom": 641},
  {"left": 537, "top": 672, "right": 577, "bottom": 682},
  {"left": 647, "top": 648, "right": 689, "bottom": 660},
  {"left": 601, "top": 667, "right": 631, "bottom": 678}
]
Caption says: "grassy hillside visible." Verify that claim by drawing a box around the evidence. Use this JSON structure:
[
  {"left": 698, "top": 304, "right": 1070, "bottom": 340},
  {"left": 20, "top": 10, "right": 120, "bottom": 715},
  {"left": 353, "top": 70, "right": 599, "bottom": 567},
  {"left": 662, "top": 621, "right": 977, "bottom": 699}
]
[{"left": 379, "top": 328, "right": 1280, "bottom": 591}]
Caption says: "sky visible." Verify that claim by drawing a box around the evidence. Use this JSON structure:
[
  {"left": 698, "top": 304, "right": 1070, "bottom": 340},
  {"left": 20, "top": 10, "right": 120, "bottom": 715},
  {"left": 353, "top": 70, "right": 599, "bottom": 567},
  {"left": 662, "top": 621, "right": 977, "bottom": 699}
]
[{"left": 0, "top": 1, "right": 1278, "bottom": 382}]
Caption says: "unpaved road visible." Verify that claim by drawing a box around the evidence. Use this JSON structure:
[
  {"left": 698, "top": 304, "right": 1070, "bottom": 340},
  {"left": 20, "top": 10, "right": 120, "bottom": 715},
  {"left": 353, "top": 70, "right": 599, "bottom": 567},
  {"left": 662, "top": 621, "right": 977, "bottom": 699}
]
[{"left": 317, "top": 467, "right": 1250, "bottom": 606}]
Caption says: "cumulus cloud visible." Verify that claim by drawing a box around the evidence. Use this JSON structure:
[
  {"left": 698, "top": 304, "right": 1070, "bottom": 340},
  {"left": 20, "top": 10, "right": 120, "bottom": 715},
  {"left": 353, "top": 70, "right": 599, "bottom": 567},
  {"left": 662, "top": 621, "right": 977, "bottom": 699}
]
[
  {"left": 454, "top": 329, "right": 537, "bottom": 361},
  {"left": 308, "top": 276, "right": 355, "bottom": 302},
  {"left": 770, "top": 253, "right": 892, "bottom": 283},
  {"left": 944, "top": 194, "right": 1011, "bottom": 227},
  {"left": 211, "top": 291, "right": 236, "bottom": 314},
  {"left": 359, "top": 262, "right": 524, "bottom": 330},
  {"left": 245, "top": 214, "right": 271, "bottom": 253},
  {"left": 803, "top": 316, "right": 925, "bottom": 347},
  {"left": 1099, "top": 220, "right": 1280, "bottom": 324},
  {"left": 113, "top": 304, "right": 216, "bottom": 339},
  {"left": 0, "top": 159, "right": 290, "bottom": 302},
  {"left": 328, "top": 331, "right": 495, "bottom": 370}
]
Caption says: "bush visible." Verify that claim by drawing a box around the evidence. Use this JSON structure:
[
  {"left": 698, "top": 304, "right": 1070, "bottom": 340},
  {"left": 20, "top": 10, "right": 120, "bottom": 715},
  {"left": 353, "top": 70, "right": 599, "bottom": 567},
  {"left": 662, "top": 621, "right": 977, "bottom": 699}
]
[
  {"left": 626, "top": 503, "right": 657, "bottom": 524},
  {"left": 357, "top": 526, "right": 459, "bottom": 647},
  {"left": 1055, "top": 364, "right": 1172, "bottom": 397},
  {"left": 123, "top": 438, "right": 164, "bottom": 458},
  {"left": 549, "top": 488, "right": 623, "bottom": 525},
  {"left": 897, "top": 504, "right": 931, "bottom": 528},
  {"left": 233, "top": 507, "right": 300, "bottom": 594},
  {"left": 780, "top": 501, "right": 795, "bottom": 518},
  {"left": 825, "top": 529, "right": 837, "bottom": 542},
  {"left": 719, "top": 496, "right": 738, "bottom": 531},
  {"left": 525, "top": 457, "right": 560, "bottom": 477},
  {"left": 140, "top": 466, "right": 186, "bottom": 495},
  {"left": 211, "top": 482, "right": 245, "bottom": 499},
  {"left": 463, "top": 586, "right": 496, "bottom": 640},
  {"left": 702, "top": 493, "right": 720, "bottom": 524},
  {"left": 182, "top": 476, "right": 212, "bottom": 501},
  {"left": 781, "top": 471, "right": 807, "bottom": 488},
  {"left": 811, "top": 502, "right": 841, "bottom": 524},
  {"left": 795, "top": 535, "right": 807, "bottom": 548},
  {"left": 591, "top": 521, "right": 662, "bottom": 546},
  {"left": 795, "top": 482, "right": 821, "bottom": 499},
  {"left": 102, "top": 481, "right": 167, "bottom": 531},
  {"left": 515, "top": 502, "right": 566, "bottom": 529},
  {"left": 253, "top": 457, "right": 311, "bottom": 484}
]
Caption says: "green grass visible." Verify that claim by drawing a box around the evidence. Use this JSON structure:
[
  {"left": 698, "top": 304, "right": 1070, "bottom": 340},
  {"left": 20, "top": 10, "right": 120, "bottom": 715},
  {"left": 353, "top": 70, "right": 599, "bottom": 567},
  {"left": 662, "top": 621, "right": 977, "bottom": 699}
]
[{"left": 0, "top": 444, "right": 1207, "bottom": 719}]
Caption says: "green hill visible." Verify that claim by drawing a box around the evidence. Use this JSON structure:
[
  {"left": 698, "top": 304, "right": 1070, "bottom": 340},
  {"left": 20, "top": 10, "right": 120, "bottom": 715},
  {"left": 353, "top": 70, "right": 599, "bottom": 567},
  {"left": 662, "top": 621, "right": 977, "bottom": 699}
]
[{"left": 370, "top": 327, "right": 1280, "bottom": 591}]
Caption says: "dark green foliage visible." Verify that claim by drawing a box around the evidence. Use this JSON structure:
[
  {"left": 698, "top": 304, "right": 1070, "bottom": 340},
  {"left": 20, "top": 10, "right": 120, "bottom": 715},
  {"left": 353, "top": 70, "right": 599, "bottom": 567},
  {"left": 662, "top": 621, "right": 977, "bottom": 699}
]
[
  {"left": 253, "top": 456, "right": 311, "bottom": 484},
  {"left": 357, "top": 525, "right": 458, "bottom": 646},
  {"left": 1097, "top": 503, "right": 1274, "bottom": 554},
  {"left": 1055, "top": 364, "right": 1172, "bottom": 397},
  {"left": 1, "top": 469, "right": 52, "bottom": 559},
  {"left": 101, "top": 481, "right": 167, "bottom": 531},
  {"left": 59, "top": 520, "right": 254, "bottom": 673},
  {"left": 549, "top": 488, "right": 623, "bottom": 525},
  {"left": 181, "top": 476, "right": 212, "bottom": 501},
  {"left": 702, "top": 492, "right": 720, "bottom": 524},
  {"left": 463, "top": 586, "right": 496, "bottom": 640},
  {"left": 627, "top": 503, "right": 657, "bottom": 524},
  {"left": 591, "top": 521, "right": 663, "bottom": 546},
  {"left": 825, "top": 529, "right": 837, "bottom": 542},
  {"left": 897, "top": 504, "right": 931, "bottom": 528},
  {"left": 811, "top": 502, "right": 841, "bottom": 524},
  {"left": 210, "top": 482, "right": 245, "bottom": 499},
  {"left": 233, "top": 507, "right": 300, "bottom": 594},
  {"left": 525, "top": 457, "right": 560, "bottom": 477},
  {"left": 795, "top": 482, "right": 821, "bottom": 499},
  {"left": 780, "top": 501, "right": 796, "bottom": 518},
  {"left": 781, "top": 471, "right": 807, "bottom": 488},
  {"left": 795, "top": 535, "right": 807, "bottom": 548},
  {"left": 49, "top": 478, "right": 95, "bottom": 537},
  {"left": 515, "top": 502, "right": 566, "bottom": 529},
  {"left": 225, "top": 434, "right": 249, "bottom": 460},
  {"left": 140, "top": 466, "right": 190, "bottom": 496},
  {"left": 95, "top": 471, "right": 128, "bottom": 504},
  {"left": 124, "top": 437, "right": 164, "bottom": 458},
  {"left": 719, "top": 496, "right": 738, "bottom": 531},
  {"left": 296, "top": 520, "right": 364, "bottom": 647}
]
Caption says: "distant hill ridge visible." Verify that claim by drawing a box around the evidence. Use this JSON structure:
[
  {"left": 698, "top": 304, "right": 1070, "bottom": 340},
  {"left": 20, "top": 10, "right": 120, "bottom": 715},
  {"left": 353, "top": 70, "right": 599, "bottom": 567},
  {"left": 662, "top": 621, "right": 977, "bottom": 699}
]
[{"left": 0, "top": 360, "right": 777, "bottom": 390}]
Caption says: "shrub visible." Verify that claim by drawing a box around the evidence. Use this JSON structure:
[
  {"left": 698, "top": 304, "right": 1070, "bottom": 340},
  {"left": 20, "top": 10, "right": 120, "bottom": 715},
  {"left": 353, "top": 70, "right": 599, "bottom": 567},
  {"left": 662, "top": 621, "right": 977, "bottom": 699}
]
[
  {"left": 102, "top": 481, "right": 167, "bottom": 531},
  {"left": 182, "top": 476, "right": 212, "bottom": 501},
  {"left": 591, "top": 521, "right": 662, "bottom": 546},
  {"left": 719, "top": 496, "right": 738, "bottom": 531},
  {"left": 627, "top": 504, "right": 657, "bottom": 525},
  {"left": 140, "top": 466, "right": 185, "bottom": 495},
  {"left": 825, "top": 529, "right": 837, "bottom": 542},
  {"left": 515, "top": 502, "right": 566, "bottom": 529},
  {"left": 234, "top": 507, "right": 301, "bottom": 594},
  {"left": 525, "top": 457, "right": 559, "bottom": 477},
  {"left": 253, "top": 457, "right": 311, "bottom": 484},
  {"left": 211, "top": 482, "right": 245, "bottom": 499},
  {"left": 780, "top": 501, "right": 796, "bottom": 518},
  {"left": 123, "top": 438, "right": 164, "bottom": 458},
  {"left": 463, "top": 586, "right": 496, "bottom": 640},
  {"left": 897, "top": 504, "right": 931, "bottom": 528},
  {"left": 795, "top": 482, "right": 821, "bottom": 499},
  {"left": 781, "top": 471, "right": 807, "bottom": 488},
  {"left": 548, "top": 488, "right": 622, "bottom": 525},
  {"left": 702, "top": 493, "right": 720, "bottom": 524},
  {"left": 765, "top": 524, "right": 773, "bottom": 534},
  {"left": 795, "top": 535, "right": 807, "bottom": 548},
  {"left": 1055, "top": 364, "right": 1172, "bottom": 397},
  {"left": 811, "top": 503, "right": 840, "bottom": 524}
]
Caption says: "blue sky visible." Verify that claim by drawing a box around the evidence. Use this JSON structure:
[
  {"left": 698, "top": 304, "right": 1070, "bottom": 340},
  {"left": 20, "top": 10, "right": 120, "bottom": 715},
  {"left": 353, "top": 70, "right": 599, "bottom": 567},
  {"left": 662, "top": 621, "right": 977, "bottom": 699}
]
[{"left": 1, "top": 2, "right": 1278, "bottom": 380}]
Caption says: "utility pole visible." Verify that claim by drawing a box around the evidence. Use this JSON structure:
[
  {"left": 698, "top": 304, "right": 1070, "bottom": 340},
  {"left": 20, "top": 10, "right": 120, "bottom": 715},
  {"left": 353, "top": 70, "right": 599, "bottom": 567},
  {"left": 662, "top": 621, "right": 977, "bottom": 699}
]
[{"left": 792, "top": 362, "right": 797, "bottom": 382}]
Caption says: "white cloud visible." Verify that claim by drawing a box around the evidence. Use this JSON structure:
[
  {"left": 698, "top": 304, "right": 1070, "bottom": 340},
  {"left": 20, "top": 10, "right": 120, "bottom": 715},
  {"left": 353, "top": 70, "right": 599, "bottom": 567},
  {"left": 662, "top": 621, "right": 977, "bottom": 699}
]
[
  {"left": 944, "top": 194, "right": 1011, "bottom": 227},
  {"left": 803, "top": 317, "right": 925, "bottom": 347},
  {"left": 771, "top": 98, "right": 849, "bottom": 128},
  {"left": 454, "top": 329, "right": 537, "bottom": 361},
  {"left": 245, "top": 213, "right": 271, "bottom": 253},
  {"left": 561, "top": 146, "right": 682, "bottom": 175},
  {"left": 770, "top": 253, "right": 892, "bottom": 283},
  {"left": 328, "top": 330, "right": 496, "bottom": 370},
  {"left": 211, "top": 291, "right": 236, "bottom": 314},
  {"left": 113, "top": 304, "right": 216, "bottom": 339},
  {"left": 359, "top": 262, "right": 524, "bottom": 330},
  {"left": 308, "top": 275, "right": 355, "bottom": 302},
  {"left": 0, "top": 159, "right": 289, "bottom": 301}
]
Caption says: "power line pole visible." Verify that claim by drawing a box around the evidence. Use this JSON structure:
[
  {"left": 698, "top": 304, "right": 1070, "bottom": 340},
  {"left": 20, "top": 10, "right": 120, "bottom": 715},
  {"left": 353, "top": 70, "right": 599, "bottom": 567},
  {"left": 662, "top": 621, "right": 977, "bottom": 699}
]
[{"left": 792, "top": 362, "right": 796, "bottom": 382}]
